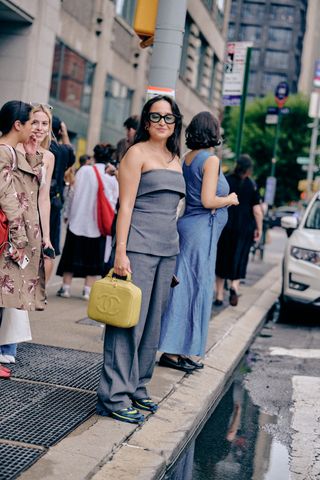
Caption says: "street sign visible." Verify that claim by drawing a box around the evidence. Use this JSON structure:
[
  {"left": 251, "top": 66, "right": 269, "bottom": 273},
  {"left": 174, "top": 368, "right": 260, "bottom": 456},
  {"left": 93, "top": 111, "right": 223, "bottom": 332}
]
[
  {"left": 222, "top": 41, "right": 252, "bottom": 106},
  {"left": 309, "top": 92, "right": 320, "bottom": 118},
  {"left": 265, "top": 106, "right": 278, "bottom": 125},
  {"left": 314, "top": 60, "right": 320, "bottom": 88},
  {"left": 264, "top": 176, "right": 277, "bottom": 205},
  {"left": 266, "top": 114, "right": 278, "bottom": 125},
  {"left": 296, "top": 157, "right": 310, "bottom": 165},
  {"left": 275, "top": 81, "right": 289, "bottom": 108},
  {"left": 302, "top": 165, "right": 319, "bottom": 172}
]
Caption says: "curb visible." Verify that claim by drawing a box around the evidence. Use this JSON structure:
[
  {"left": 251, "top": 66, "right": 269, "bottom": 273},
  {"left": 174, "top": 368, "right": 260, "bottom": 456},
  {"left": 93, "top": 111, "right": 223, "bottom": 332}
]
[{"left": 21, "top": 263, "right": 281, "bottom": 480}]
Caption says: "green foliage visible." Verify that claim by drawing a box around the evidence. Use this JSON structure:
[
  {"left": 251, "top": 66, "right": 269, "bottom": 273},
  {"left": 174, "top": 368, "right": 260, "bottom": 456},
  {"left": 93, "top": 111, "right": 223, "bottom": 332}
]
[{"left": 222, "top": 94, "right": 311, "bottom": 205}]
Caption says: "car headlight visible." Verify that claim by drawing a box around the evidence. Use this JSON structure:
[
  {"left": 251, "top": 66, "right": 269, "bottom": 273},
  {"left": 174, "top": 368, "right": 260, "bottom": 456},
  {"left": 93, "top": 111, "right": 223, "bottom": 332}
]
[{"left": 290, "top": 246, "right": 320, "bottom": 266}]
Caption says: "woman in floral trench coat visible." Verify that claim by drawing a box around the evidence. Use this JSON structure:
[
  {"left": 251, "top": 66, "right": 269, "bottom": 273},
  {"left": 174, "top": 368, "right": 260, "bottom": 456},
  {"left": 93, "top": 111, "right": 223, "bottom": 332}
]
[{"left": 0, "top": 101, "right": 46, "bottom": 377}]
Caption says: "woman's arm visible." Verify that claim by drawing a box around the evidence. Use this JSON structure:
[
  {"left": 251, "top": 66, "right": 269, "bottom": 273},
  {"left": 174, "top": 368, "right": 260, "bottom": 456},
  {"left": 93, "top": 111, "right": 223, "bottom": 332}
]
[
  {"left": 253, "top": 204, "right": 263, "bottom": 242},
  {"left": 38, "top": 151, "right": 55, "bottom": 249},
  {"left": 114, "top": 146, "right": 143, "bottom": 276},
  {"left": 201, "top": 156, "right": 239, "bottom": 209}
]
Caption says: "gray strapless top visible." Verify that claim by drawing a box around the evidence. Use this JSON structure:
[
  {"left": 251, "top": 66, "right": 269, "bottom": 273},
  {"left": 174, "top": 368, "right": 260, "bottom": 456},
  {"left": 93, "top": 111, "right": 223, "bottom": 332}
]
[{"left": 126, "top": 169, "right": 186, "bottom": 256}]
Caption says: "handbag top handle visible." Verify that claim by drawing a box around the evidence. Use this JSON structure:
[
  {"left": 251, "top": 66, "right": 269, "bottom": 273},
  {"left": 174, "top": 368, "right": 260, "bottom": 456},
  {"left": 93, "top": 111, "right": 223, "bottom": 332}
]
[{"left": 107, "top": 268, "right": 132, "bottom": 282}]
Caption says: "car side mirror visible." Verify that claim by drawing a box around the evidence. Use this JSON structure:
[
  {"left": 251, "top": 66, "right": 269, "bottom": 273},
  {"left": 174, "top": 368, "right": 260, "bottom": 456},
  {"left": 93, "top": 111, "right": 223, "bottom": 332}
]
[{"left": 281, "top": 216, "right": 298, "bottom": 237}]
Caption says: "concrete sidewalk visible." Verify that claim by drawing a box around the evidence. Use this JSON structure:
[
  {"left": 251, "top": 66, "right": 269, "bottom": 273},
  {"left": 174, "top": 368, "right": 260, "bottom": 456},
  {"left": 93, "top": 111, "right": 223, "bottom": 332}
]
[{"left": 17, "top": 230, "right": 284, "bottom": 480}]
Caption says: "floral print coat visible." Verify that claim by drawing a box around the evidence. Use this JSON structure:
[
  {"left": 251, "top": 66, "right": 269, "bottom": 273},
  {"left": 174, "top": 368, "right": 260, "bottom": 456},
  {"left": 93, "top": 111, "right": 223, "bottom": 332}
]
[{"left": 0, "top": 145, "right": 45, "bottom": 310}]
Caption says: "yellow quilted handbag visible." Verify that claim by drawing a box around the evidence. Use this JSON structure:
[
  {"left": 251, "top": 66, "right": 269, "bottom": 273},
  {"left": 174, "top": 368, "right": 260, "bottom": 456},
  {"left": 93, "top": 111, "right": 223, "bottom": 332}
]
[{"left": 87, "top": 269, "right": 142, "bottom": 328}]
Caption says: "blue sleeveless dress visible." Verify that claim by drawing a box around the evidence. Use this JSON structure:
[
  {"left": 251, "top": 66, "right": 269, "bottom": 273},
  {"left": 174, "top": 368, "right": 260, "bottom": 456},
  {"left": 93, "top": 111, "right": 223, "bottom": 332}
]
[{"left": 159, "top": 150, "right": 230, "bottom": 357}]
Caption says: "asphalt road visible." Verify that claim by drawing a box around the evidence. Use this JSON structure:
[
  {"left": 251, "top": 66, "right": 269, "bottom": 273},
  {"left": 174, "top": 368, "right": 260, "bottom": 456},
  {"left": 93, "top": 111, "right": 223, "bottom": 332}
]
[{"left": 244, "top": 304, "right": 320, "bottom": 480}]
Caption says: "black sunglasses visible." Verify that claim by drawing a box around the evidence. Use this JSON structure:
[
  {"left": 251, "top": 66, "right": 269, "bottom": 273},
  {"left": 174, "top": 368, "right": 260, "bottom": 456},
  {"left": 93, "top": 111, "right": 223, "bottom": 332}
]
[{"left": 148, "top": 112, "right": 178, "bottom": 125}]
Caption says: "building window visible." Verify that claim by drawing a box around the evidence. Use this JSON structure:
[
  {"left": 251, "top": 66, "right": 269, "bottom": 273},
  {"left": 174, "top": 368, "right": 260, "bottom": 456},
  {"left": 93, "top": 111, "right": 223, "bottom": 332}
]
[
  {"left": 230, "top": 0, "right": 238, "bottom": 16},
  {"left": 268, "top": 27, "right": 292, "bottom": 48},
  {"left": 248, "top": 71, "right": 257, "bottom": 94},
  {"left": 202, "top": 0, "right": 213, "bottom": 11},
  {"left": 270, "top": 4, "right": 294, "bottom": 23},
  {"left": 50, "top": 41, "right": 94, "bottom": 113},
  {"left": 103, "top": 76, "right": 133, "bottom": 131},
  {"left": 239, "top": 24, "right": 261, "bottom": 42},
  {"left": 241, "top": 2, "right": 265, "bottom": 21},
  {"left": 262, "top": 72, "right": 287, "bottom": 94},
  {"left": 216, "top": 0, "right": 225, "bottom": 28},
  {"left": 265, "top": 50, "right": 289, "bottom": 69},
  {"left": 250, "top": 48, "right": 260, "bottom": 67},
  {"left": 180, "top": 16, "right": 217, "bottom": 101},
  {"left": 228, "top": 23, "right": 236, "bottom": 41},
  {"left": 114, "top": 0, "right": 137, "bottom": 26}
]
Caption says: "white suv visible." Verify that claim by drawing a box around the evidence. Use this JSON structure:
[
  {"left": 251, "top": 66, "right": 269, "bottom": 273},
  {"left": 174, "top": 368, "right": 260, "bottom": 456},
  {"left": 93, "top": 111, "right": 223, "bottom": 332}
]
[{"left": 281, "top": 191, "right": 320, "bottom": 312}]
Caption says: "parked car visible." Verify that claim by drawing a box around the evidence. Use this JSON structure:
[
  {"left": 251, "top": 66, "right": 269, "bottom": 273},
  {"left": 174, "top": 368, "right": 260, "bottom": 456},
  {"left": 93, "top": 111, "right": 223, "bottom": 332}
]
[
  {"left": 270, "top": 205, "right": 300, "bottom": 228},
  {"left": 281, "top": 191, "right": 320, "bottom": 313}
]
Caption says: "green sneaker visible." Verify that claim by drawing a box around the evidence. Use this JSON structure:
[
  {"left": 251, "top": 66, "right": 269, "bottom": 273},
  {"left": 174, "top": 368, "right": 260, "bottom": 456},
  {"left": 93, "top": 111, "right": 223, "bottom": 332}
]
[{"left": 110, "top": 407, "right": 145, "bottom": 424}]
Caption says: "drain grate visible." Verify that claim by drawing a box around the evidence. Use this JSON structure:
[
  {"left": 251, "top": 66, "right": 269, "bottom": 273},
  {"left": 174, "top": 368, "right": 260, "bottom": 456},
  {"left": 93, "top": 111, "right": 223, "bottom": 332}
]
[
  {"left": 11, "top": 343, "right": 103, "bottom": 391},
  {"left": 0, "top": 443, "right": 44, "bottom": 480},
  {"left": 0, "top": 380, "right": 96, "bottom": 447}
]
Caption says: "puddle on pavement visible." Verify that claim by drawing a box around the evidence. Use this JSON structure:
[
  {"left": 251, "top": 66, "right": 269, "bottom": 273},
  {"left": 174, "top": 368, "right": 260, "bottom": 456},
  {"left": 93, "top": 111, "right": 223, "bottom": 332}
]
[{"left": 165, "top": 363, "right": 290, "bottom": 480}]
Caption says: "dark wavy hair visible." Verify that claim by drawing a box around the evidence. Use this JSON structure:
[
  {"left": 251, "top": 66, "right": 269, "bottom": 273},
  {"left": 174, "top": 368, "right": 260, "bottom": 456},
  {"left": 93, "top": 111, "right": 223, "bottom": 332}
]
[
  {"left": 133, "top": 95, "right": 182, "bottom": 158},
  {"left": 93, "top": 143, "right": 115, "bottom": 164},
  {"left": 185, "top": 111, "right": 221, "bottom": 150},
  {"left": 234, "top": 154, "right": 253, "bottom": 176},
  {"left": 0, "top": 100, "right": 32, "bottom": 135}
]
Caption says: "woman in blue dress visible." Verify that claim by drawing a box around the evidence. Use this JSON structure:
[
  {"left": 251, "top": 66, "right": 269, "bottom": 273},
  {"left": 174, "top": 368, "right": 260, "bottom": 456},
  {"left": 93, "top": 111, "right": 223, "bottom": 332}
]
[{"left": 159, "top": 112, "right": 239, "bottom": 372}]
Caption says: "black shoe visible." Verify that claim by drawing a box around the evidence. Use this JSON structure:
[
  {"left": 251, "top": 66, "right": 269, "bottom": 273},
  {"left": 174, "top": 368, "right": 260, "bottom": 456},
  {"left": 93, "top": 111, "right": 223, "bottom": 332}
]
[
  {"left": 183, "top": 357, "right": 204, "bottom": 369},
  {"left": 158, "top": 354, "right": 196, "bottom": 373},
  {"left": 229, "top": 288, "right": 239, "bottom": 307},
  {"left": 213, "top": 299, "right": 223, "bottom": 307}
]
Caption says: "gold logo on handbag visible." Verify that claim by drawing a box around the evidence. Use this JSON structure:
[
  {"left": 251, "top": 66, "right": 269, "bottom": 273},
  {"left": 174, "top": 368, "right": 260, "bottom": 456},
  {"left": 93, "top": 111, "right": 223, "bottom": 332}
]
[{"left": 87, "top": 268, "right": 142, "bottom": 328}]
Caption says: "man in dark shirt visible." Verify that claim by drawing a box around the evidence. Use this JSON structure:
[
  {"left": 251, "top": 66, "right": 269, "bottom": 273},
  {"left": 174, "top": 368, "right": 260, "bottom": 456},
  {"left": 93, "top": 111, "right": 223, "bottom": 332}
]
[{"left": 49, "top": 116, "right": 75, "bottom": 255}]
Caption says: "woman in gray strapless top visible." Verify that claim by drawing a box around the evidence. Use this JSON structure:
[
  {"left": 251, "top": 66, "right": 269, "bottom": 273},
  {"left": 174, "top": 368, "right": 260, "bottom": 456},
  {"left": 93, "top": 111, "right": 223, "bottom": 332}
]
[{"left": 97, "top": 95, "right": 185, "bottom": 424}]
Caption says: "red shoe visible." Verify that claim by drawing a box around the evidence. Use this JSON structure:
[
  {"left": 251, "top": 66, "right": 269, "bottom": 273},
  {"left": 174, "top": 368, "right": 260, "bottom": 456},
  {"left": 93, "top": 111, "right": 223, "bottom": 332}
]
[{"left": 0, "top": 365, "right": 11, "bottom": 379}]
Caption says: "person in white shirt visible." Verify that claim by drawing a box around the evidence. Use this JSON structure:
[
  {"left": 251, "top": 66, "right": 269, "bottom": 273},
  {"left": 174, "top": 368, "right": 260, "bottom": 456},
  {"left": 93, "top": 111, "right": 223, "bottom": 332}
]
[{"left": 56, "top": 144, "right": 118, "bottom": 300}]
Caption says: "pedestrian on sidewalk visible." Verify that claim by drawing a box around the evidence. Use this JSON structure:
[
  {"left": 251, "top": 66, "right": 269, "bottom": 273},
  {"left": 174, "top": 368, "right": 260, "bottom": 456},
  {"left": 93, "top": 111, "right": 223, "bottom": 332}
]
[
  {"left": 0, "top": 101, "right": 46, "bottom": 373},
  {"left": 115, "top": 115, "right": 140, "bottom": 163},
  {"left": 158, "top": 112, "right": 239, "bottom": 372},
  {"left": 3, "top": 104, "right": 56, "bottom": 365},
  {"left": 214, "top": 154, "right": 263, "bottom": 307},
  {"left": 49, "top": 116, "right": 75, "bottom": 255},
  {"left": 56, "top": 143, "right": 118, "bottom": 300},
  {"left": 96, "top": 95, "right": 185, "bottom": 424},
  {"left": 18, "top": 104, "right": 56, "bottom": 282}
]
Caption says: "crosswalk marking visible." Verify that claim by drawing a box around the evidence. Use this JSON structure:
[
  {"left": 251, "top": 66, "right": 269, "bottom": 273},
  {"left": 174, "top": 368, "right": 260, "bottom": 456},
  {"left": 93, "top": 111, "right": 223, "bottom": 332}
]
[
  {"left": 269, "top": 347, "right": 320, "bottom": 359},
  {"left": 290, "top": 376, "right": 320, "bottom": 479}
]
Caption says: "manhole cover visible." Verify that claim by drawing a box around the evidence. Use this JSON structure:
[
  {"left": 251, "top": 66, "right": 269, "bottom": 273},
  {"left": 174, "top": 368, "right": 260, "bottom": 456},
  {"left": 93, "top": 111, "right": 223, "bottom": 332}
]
[
  {"left": 0, "top": 443, "right": 44, "bottom": 480},
  {"left": 11, "top": 343, "right": 103, "bottom": 391},
  {"left": 0, "top": 380, "right": 96, "bottom": 447}
]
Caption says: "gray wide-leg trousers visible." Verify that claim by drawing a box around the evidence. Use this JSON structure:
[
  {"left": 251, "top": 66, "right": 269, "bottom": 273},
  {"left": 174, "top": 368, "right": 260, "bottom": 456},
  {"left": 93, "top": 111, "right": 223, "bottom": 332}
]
[{"left": 97, "top": 252, "right": 176, "bottom": 412}]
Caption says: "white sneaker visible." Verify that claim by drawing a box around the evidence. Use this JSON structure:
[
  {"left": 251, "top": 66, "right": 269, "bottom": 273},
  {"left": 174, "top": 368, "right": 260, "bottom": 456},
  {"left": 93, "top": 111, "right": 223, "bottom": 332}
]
[
  {"left": 56, "top": 287, "right": 71, "bottom": 298},
  {"left": 0, "top": 354, "right": 11, "bottom": 364},
  {"left": 5, "top": 355, "right": 15, "bottom": 364},
  {"left": 82, "top": 290, "right": 90, "bottom": 301}
]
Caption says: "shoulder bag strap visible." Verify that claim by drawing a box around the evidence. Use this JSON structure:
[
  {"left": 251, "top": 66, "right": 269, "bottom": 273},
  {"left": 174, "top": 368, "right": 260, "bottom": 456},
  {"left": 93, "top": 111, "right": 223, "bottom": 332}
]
[{"left": 93, "top": 165, "right": 104, "bottom": 193}]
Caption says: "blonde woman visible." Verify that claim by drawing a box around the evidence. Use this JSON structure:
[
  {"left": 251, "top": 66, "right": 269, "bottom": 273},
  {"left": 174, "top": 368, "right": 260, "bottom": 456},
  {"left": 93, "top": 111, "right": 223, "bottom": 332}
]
[{"left": 19, "top": 104, "right": 55, "bottom": 282}]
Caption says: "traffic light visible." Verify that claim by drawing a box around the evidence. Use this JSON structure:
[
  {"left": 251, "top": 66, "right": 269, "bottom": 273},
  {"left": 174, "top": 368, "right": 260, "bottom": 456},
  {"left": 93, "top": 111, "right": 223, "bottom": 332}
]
[{"left": 133, "top": 0, "right": 158, "bottom": 48}]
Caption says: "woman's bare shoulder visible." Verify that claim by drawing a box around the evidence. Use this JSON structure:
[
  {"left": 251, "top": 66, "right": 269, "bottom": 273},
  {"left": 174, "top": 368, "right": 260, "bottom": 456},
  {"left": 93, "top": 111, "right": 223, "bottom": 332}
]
[
  {"left": 204, "top": 154, "right": 220, "bottom": 167},
  {"left": 122, "top": 143, "right": 144, "bottom": 166}
]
